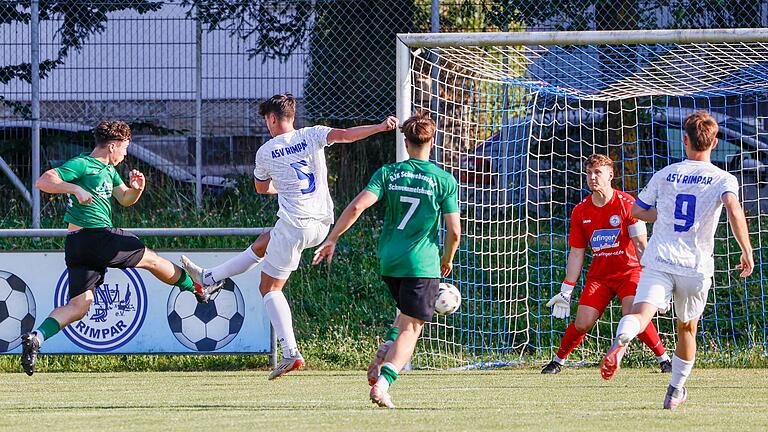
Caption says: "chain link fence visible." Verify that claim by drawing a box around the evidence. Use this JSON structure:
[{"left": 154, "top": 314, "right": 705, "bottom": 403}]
[{"left": 2, "top": 0, "right": 768, "bottom": 225}]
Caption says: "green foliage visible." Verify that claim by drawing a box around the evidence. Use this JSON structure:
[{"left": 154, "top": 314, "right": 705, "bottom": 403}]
[
  {"left": 304, "top": 0, "right": 416, "bottom": 122},
  {"left": 1, "top": 1, "right": 162, "bottom": 116},
  {"left": 183, "top": 0, "right": 314, "bottom": 62}
]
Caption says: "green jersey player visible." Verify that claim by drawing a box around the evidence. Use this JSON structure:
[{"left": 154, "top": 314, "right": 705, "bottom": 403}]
[
  {"left": 20, "top": 121, "right": 220, "bottom": 376},
  {"left": 313, "top": 110, "right": 461, "bottom": 408}
]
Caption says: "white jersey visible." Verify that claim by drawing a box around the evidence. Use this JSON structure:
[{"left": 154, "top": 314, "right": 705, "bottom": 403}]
[
  {"left": 253, "top": 125, "right": 334, "bottom": 228},
  {"left": 637, "top": 159, "right": 739, "bottom": 277}
]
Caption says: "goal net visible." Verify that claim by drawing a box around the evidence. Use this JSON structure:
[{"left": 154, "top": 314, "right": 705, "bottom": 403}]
[{"left": 397, "top": 30, "right": 768, "bottom": 369}]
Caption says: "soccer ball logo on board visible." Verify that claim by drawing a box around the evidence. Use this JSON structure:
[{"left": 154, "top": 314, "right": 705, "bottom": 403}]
[
  {"left": 0, "top": 270, "right": 36, "bottom": 352},
  {"left": 166, "top": 278, "right": 245, "bottom": 352}
]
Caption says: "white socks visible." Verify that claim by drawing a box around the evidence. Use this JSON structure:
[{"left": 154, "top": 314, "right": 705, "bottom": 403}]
[
  {"left": 203, "top": 246, "right": 262, "bottom": 285},
  {"left": 615, "top": 315, "right": 641, "bottom": 343},
  {"left": 657, "top": 353, "right": 671, "bottom": 363},
  {"left": 552, "top": 355, "right": 565, "bottom": 365},
  {"left": 670, "top": 354, "right": 695, "bottom": 389},
  {"left": 376, "top": 362, "right": 400, "bottom": 391},
  {"left": 263, "top": 291, "right": 299, "bottom": 359}
]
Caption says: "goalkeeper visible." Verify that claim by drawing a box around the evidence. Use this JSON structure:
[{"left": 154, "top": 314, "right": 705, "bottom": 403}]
[{"left": 542, "top": 154, "right": 671, "bottom": 374}]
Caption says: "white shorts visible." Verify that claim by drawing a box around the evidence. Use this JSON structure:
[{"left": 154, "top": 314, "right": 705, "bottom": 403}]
[
  {"left": 633, "top": 268, "right": 712, "bottom": 323},
  {"left": 262, "top": 218, "right": 330, "bottom": 280}
]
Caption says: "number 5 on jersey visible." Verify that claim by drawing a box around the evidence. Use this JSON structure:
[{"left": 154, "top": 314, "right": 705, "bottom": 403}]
[
  {"left": 398, "top": 196, "right": 420, "bottom": 230},
  {"left": 290, "top": 160, "right": 316, "bottom": 194}
]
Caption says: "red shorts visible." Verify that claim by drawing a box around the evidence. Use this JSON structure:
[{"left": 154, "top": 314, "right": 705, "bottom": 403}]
[{"left": 577, "top": 269, "right": 641, "bottom": 314}]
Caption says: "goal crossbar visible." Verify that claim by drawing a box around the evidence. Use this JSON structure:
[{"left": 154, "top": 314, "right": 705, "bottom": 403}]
[{"left": 398, "top": 28, "right": 768, "bottom": 48}]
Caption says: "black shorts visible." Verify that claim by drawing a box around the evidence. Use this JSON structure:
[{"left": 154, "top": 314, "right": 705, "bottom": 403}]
[
  {"left": 382, "top": 276, "right": 439, "bottom": 322},
  {"left": 64, "top": 228, "right": 146, "bottom": 299}
]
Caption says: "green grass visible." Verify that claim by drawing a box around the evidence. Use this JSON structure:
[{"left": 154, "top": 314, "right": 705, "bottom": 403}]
[{"left": 1, "top": 368, "right": 767, "bottom": 431}]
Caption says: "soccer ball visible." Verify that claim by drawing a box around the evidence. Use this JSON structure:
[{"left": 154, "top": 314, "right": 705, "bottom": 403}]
[
  {"left": 0, "top": 270, "right": 36, "bottom": 352},
  {"left": 435, "top": 282, "right": 461, "bottom": 315},
  {"left": 166, "top": 279, "right": 245, "bottom": 352}
]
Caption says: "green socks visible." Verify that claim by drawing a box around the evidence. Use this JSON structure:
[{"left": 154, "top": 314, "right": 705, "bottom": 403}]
[
  {"left": 37, "top": 317, "right": 61, "bottom": 340},
  {"left": 380, "top": 363, "right": 399, "bottom": 385},
  {"left": 386, "top": 326, "right": 399, "bottom": 342},
  {"left": 174, "top": 270, "right": 196, "bottom": 293}
]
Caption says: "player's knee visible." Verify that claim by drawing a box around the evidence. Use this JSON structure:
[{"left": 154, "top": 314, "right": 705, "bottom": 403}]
[
  {"left": 71, "top": 296, "right": 93, "bottom": 319},
  {"left": 678, "top": 319, "right": 698, "bottom": 334},
  {"left": 399, "top": 316, "right": 425, "bottom": 333},
  {"left": 252, "top": 242, "right": 267, "bottom": 258},
  {"left": 137, "top": 248, "right": 161, "bottom": 269},
  {"left": 574, "top": 320, "right": 594, "bottom": 334}
]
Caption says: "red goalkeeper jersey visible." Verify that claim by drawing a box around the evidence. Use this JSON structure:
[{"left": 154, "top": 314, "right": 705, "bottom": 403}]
[{"left": 568, "top": 189, "right": 641, "bottom": 280}]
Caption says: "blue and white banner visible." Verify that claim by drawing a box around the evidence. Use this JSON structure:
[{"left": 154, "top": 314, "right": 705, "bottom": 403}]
[{"left": 0, "top": 252, "right": 271, "bottom": 354}]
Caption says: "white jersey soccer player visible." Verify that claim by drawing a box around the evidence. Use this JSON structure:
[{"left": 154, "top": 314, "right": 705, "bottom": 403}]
[
  {"left": 253, "top": 126, "right": 334, "bottom": 229},
  {"left": 636, "top": 160, "right": 738, "bottom": 282},
  {"left": 181, "top": 93, "right": 398, "bottom": 379},
  {"left": 251, "top": 125, "right": 335, "bottom": 280},
  {"left": 600, "top": 111, "right": 753, "bottom": 410}
]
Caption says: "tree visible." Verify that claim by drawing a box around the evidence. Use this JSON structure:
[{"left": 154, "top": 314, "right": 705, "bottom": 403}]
[
  {"left": 181, "top": 0, "right": 314, "bottom": 62},
  {"left": 0, "top": 1, "right": 162, "bottom": 117}
]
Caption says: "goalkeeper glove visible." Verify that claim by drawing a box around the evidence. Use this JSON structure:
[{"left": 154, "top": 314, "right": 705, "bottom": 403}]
[{"left": 545, "top": 280, "right": 576, "bottom": 319}]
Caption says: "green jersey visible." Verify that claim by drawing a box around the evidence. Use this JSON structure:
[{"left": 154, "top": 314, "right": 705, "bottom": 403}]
[
  {"left": 365, "top": 159, "right": 459, "bottom": 278},
  {"left": 54, "top": 153, "right": 124, "bottom": 228}
]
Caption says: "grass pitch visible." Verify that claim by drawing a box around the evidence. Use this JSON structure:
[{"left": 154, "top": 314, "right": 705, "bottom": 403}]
[{"left": 1, "top": 368, "right": 767, "bottom": 431}]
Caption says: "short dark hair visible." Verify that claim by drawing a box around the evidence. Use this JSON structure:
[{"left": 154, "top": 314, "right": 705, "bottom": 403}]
[
  {"left": 401, "top": 110, "right": 435, "bottom": 147},
  {"left": 684, "top": 110, "right": 719, "bottom": 151},
  {"left": 93, "top": 121, "right": 131, "bottom": 147},
  {"left": 258, "top": 93, "right": 296, "bottom": 120}
]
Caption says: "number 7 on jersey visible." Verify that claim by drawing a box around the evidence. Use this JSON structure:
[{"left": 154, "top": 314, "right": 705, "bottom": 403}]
[{"left": 398, "top": 196, "right": 420, "bottom": 230}]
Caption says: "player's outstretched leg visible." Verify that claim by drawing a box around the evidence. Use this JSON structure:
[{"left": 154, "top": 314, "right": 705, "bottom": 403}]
[
  {"left": 20, "top": 332, "right": 41, "bottom": 376},
  {"left": 181, "top": 255, "right": 205, "bottom": 285},
  {"left": 663, "top": 385, "right": 688, "bottom": 410},
  {"left": 181, "top": 242, "right": 265, "bottom": 288},
  {"left": 600, "top": 334, "right": 629, "bottom": 380},
  {"left": 180, "top": 256, "right": 224, "bottom": 303}
]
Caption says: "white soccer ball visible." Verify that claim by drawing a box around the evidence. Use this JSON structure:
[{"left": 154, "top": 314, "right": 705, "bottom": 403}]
[{"left": 435, "top": 282, "right": 461, "bottom": 315}]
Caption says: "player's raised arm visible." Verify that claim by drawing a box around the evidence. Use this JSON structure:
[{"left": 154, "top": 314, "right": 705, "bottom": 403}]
[
  {"left": 113, "top": 169, "right": 145, "bottom": 207},
  {"left": 722, "top": 193, "right": 754, "bottom": 277},
  {"left": 326, "top": 116, "right": 398, "bottom": 144},
  {"left": 312, "top": 190, "right": 380, "bottom": 265},
  {"left": 35, "top": 168, "right": 93, "bottom": 205}
]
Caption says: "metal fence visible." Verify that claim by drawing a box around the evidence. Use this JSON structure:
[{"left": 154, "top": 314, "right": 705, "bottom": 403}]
[{"left": 2, "top": 0, "right": 768, "bottom": 227}]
